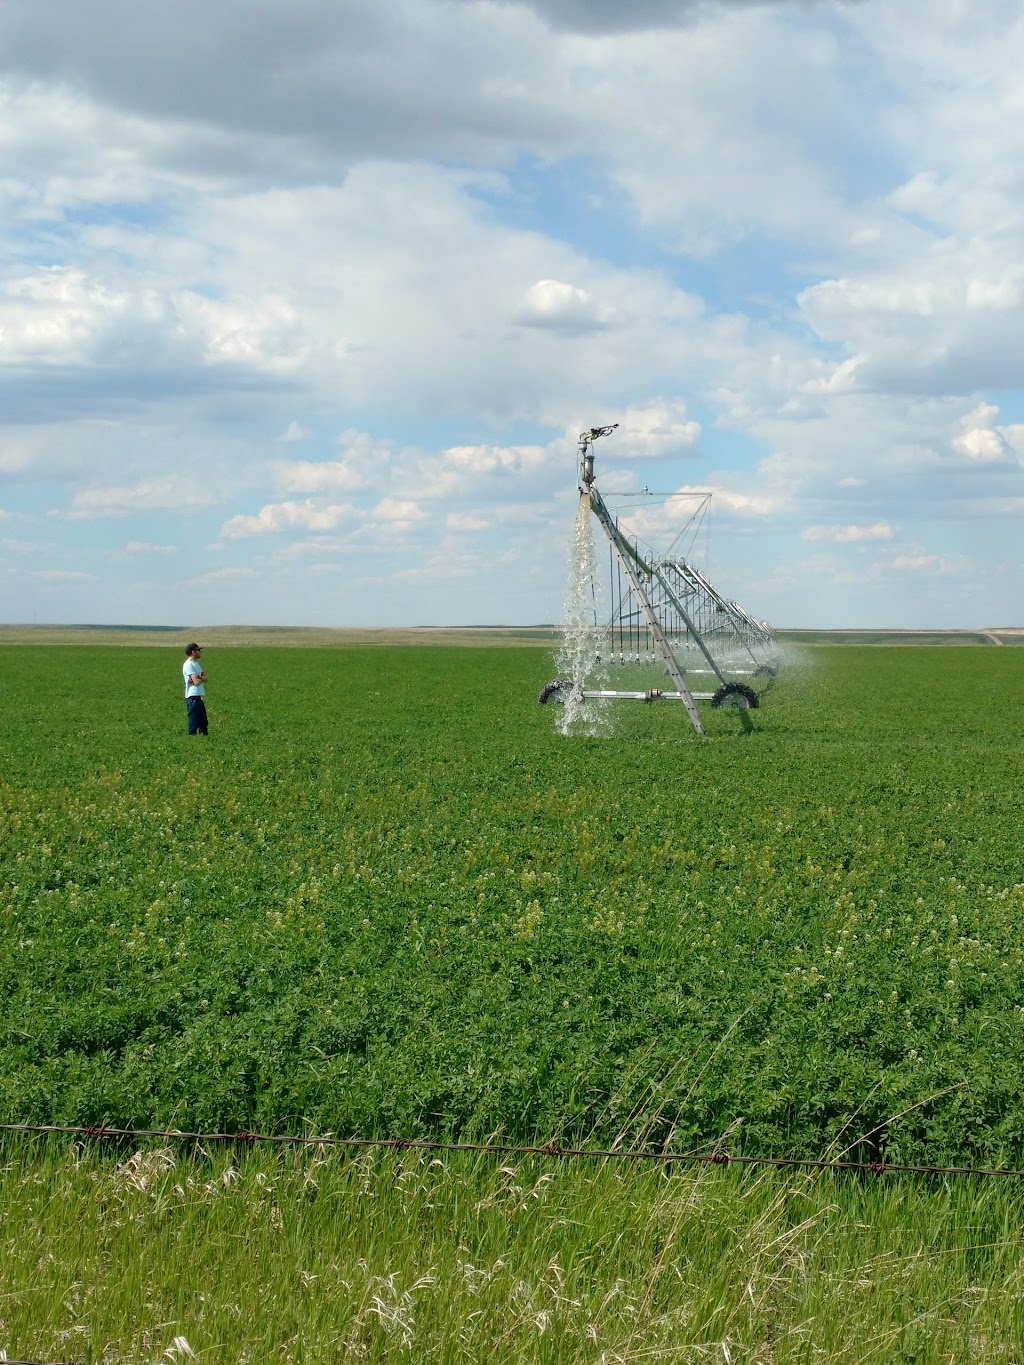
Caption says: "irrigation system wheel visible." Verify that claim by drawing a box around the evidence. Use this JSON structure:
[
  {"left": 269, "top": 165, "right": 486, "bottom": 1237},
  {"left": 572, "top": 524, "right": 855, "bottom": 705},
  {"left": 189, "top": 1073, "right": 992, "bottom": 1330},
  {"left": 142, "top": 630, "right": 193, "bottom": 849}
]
[
  {"left": 711, "top": 681, "right": 760, "bottom": 710},
  {"left": 752, "top": 663, "right": 778, "bottom": 697},
  {"left": 538, "top": 678, "right": 575, "bottom": 705}
]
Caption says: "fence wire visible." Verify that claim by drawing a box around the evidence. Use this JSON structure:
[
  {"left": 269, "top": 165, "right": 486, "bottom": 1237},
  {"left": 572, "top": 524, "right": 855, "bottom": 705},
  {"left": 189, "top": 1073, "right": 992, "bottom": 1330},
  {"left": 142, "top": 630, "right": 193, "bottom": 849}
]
[
  {"left": 4, "top": 1121, "right": 1024, "bottom": 1365},
  {"left": 2, "top": 1121, "right": 1023, "bottom": 1180}
]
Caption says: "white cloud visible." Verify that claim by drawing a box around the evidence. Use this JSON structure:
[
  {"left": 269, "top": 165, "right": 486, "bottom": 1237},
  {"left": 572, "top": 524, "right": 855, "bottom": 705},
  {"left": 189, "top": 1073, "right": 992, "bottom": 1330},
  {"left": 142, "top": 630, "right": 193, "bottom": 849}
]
[
  {"left": 515, "top": 279, "right": 610, "bottom": 333},
  {"left": 274, "top": 431, "right": 392, "bottom": 494},
  {"left": 68, "top": 478, "right": 218, "bottom": 518},
  {"left": 0, "top": 0, "right": 575, "bottom": 179},
  {"left": 672, "top": 483, "right": 782, "bottom": 517},
  {"left": 274, "top": 459, "right": 372, "bottom": 494},
  {"left": 800, "top": 356, "right": 863, "bottom": 395},
  {"left": 801, "top": 523, "right": 895, "bottom": 543},
  {"left": 390, "top": 548, "right": 485, "bottom": 583},
  {"left": 565, "top": 9, "right": 871, "bottom": 256},
  {"left": 439, "top": 444, "right": 548, "bottom": 475},
  {"left": 279, "top": 421, "right": 311, "bottom": 443},
  {"left": 797, "top": 251, "right": 1024, "bottom": 401},
  {"left": 124, "top": 540, "right": 177, "bottom": 554},
  {"left": 446, "top": 512, "right": 490, "bottom": 531},
  {"left": 4, "top": 0, "right": 1024, "bottom": 628},
  {"left": 221, "top": 500, "right": 355, "bottom": 536},
  {"left": 952, "top": 402, "right": 1014, "bottom": 464},
  {"left": 178, "top": 290, "right": 310, "bottom": 373},
  {"left": 890, "top": 549, "right": 957, "bottom": 575},
  {"left": 602, "top": 400, "right": 701, "bottom": 460},
  {"left": 184, "top": 566, "right": 259, "bottom": 585},
  {"left": 273, "top": 538, "right": 361, "bottom": 564},
  {"left": 0, "top": 266, "right": 127, "bottom": 366},
  {"left": 368, "top": 497, "right": 427, "bottom": 528},
  {"left": 614, "top": 478, "right": 784, "bottom": 553},
  {"left": 954, "top": 427, "right": 1009, "bottom": 464}
]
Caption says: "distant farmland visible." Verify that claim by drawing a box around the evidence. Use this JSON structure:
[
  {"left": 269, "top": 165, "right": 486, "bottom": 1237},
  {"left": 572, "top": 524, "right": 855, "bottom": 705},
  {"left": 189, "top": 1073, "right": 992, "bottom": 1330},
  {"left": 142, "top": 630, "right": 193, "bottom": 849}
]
[{"left": 0, "top": 623, "right": 1020, "bottom": 648}]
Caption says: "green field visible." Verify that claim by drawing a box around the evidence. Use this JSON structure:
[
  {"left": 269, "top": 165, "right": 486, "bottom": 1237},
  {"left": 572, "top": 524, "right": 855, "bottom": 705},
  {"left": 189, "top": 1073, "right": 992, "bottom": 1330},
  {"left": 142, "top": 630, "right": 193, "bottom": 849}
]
[
  {"left": 3, "top": 644, "right": 1024, "bottom": 1167},
  {"left": 6, "top": 641, "right": 1024, "bottom": 1362}
]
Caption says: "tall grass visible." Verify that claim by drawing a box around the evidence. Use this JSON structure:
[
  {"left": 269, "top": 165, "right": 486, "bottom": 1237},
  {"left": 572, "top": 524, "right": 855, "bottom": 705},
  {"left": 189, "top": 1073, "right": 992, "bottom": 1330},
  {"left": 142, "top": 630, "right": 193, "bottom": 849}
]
[{"left": 2, "top": 1137, "right": 1024, "bottom": 1363}]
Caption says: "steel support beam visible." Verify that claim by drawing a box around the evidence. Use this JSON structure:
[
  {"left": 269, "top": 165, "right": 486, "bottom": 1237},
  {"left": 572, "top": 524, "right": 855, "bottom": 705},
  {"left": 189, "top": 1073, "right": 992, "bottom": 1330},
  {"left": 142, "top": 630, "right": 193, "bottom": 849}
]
[{"left": 586, "top": 489, "right": 705, "bottom": 734}]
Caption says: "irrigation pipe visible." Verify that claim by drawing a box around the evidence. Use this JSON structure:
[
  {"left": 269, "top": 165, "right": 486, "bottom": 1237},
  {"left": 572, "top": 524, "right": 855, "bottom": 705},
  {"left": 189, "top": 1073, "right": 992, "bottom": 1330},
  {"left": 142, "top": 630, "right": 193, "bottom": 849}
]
[{"left": 1, "top": 1122, "right": 1023, "bottom": 1181}]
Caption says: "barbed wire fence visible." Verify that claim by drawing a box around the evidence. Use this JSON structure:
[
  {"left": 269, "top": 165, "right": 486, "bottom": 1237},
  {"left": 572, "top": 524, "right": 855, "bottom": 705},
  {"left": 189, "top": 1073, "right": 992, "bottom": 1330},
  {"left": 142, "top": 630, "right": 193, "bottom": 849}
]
[
  {"left": 2, "top": 1119, "right": 1024, "bottom": 1180},
  {"left": 4, "top": 1118, "right": 1024, "bottom": 1365}
]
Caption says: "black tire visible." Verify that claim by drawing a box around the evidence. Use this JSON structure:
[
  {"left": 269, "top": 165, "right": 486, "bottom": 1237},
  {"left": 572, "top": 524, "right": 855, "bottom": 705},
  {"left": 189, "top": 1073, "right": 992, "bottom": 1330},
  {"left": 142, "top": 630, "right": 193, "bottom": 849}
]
[
  {"left": 538, "top": 678, "right": 573, "bottom": 705},
  {"left": 752, "top": 663, "right": 777, "bottom": 696},
  {"left": 711, "top": 681, "right": 760, "bottom": 710}
]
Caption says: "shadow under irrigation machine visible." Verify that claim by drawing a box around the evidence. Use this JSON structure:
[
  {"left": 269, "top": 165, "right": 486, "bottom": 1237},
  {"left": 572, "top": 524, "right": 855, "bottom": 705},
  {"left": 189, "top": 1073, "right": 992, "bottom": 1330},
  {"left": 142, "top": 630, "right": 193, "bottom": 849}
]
[{"left": 539, "top": 423, "right": 778, "bottom": 735}]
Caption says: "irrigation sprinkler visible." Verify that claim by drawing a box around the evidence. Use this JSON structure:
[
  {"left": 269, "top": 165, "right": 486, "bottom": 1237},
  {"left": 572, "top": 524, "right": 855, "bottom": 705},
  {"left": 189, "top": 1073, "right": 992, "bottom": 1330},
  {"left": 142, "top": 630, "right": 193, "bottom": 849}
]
[{"left": 540, "top": 423, "right": 777, "bottom": 735}]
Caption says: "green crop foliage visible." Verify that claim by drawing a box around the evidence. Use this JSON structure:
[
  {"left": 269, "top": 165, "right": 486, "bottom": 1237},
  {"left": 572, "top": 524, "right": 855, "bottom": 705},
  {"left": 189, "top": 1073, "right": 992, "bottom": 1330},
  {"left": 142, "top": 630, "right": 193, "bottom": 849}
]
[{"left": 2, "top": 644, "right": 1024, "bottom": 1166}]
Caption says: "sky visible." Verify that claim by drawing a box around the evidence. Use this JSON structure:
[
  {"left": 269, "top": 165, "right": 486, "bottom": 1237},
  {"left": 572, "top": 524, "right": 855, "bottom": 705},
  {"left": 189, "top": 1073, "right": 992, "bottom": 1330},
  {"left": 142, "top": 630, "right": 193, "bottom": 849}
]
[{"left": 2, "top": 0, "right": 1024, "bottom": 629}]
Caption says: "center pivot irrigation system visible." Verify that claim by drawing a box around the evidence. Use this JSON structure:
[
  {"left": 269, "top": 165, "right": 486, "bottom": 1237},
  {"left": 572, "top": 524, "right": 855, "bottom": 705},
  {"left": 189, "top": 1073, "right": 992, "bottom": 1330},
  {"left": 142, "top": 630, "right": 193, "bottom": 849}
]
[{"left": 539, "top": 423, "right": 777, "bottom": 735}]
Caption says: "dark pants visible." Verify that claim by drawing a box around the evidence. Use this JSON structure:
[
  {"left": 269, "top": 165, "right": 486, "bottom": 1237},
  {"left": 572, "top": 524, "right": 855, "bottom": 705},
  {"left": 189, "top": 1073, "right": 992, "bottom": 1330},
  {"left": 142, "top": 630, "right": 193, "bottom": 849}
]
[{"left": 186, "top": 696, "right": 209, "bottom": 735}]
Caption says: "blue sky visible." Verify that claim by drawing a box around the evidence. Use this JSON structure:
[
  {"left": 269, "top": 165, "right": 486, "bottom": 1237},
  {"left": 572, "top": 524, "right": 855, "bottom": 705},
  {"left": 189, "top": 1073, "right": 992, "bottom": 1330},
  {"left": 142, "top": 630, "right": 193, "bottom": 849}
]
[{"left": 2, "top": 0, "right": 1024, "bottom": 628}]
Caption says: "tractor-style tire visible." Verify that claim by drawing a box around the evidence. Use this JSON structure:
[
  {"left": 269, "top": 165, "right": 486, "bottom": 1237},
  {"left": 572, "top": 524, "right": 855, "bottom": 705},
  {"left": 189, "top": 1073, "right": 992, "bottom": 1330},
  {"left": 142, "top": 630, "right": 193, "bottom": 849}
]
[
  {"left": 752, "top": 663, "right": 778, "bottom": 696},
  {"left": 538, "top": 678, "right": 573, "bottom": 705},
  {"left": 711, "top": 681, "right": 760, "bottom": 710}
]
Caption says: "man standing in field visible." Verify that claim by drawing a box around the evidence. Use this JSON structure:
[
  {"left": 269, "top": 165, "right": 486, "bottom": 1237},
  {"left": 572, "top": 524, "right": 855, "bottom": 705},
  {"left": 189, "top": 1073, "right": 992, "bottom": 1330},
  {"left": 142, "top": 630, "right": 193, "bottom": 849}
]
[{"left": 183, "top": 643, "right": 209, "bottom": 735}]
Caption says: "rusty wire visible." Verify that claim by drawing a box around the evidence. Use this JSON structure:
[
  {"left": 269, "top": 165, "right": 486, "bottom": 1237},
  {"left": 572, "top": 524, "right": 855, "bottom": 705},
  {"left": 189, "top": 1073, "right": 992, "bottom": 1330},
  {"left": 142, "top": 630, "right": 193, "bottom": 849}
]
[
  {"left": 2, "top": 1124, "right": 1023, "bottom": 1365},
  {"left": 1, "top": 1121, "right": 1023, "bottom": 1180}
]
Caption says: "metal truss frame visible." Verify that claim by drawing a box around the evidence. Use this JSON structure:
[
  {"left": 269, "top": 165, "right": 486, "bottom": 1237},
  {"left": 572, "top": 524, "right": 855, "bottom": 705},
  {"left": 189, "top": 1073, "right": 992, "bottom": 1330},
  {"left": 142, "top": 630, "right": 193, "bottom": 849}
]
[{"left": 541, "top": 424, "right": 777, "bottom": 734}]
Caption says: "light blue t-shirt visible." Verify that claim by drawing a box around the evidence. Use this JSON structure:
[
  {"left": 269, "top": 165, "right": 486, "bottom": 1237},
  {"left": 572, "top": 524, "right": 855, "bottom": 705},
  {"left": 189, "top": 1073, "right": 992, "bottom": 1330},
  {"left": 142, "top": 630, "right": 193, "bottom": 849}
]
[{"left": 183, "top": 657, "right": 205, "bottom": 698}]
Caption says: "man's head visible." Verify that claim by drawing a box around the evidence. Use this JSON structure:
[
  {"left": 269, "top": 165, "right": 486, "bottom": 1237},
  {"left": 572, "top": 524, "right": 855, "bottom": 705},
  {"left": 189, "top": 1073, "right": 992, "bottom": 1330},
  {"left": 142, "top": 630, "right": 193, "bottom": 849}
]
[{"left": 185, "top": 643, "right": 202, "bottom": 659}]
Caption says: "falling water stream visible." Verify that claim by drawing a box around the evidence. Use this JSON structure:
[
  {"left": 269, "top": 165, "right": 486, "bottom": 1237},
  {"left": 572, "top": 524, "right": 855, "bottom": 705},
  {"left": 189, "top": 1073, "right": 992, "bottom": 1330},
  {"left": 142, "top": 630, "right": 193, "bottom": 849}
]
[{"left": 554, "top": 496, "right": 610, "bottom": 736}]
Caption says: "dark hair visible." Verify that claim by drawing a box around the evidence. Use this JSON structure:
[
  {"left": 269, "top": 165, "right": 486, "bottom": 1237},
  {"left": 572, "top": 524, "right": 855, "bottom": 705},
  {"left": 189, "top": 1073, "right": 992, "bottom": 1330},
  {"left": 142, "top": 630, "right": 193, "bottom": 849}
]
[{"left": 185, "top": 642, "right": 202, "bottom": 656}]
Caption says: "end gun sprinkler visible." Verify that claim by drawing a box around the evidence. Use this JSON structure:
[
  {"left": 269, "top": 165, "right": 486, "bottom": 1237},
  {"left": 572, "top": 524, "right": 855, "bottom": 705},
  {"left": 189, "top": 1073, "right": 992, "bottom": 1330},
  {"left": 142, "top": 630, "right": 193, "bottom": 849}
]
[{"left": 578, "top": 423, "right": 617, "bottom": 492}]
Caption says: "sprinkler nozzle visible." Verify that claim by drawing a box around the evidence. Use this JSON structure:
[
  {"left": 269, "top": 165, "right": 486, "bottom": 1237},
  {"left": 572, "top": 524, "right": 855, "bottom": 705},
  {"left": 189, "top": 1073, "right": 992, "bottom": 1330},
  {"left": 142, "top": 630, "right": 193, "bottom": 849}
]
[{"left": 578, "top": 422, "right": 617, "bottom": 489}]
